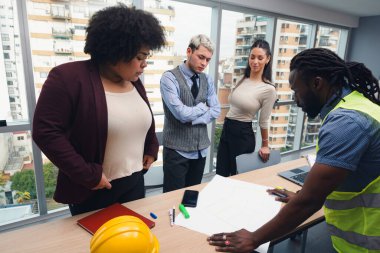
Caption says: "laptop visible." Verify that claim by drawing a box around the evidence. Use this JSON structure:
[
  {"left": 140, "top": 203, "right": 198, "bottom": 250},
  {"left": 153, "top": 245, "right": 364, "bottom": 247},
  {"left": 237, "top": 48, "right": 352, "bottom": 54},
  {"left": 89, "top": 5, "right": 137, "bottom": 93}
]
[{"left": 278, "top": 165, "right": 311, "bottom": 186}]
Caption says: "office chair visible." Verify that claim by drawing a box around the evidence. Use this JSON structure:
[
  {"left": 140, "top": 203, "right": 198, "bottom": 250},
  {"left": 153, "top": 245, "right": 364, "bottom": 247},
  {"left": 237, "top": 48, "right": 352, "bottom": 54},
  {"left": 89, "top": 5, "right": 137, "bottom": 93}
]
[
  {"left": 236, "top": 150, "right": 281, "bottom": 174},
  {"left": 144, "top": 132, "right": 164, "bottom": 190},
  {"left": 144, "top": 166, "right": 164, "bottom": 190}
]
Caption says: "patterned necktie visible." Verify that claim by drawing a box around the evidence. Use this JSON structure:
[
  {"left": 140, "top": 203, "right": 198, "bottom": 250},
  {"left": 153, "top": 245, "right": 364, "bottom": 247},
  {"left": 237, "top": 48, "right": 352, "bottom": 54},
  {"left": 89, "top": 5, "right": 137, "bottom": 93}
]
[{"left": 190, "top": 74, "right": 199, "bottom": 98}]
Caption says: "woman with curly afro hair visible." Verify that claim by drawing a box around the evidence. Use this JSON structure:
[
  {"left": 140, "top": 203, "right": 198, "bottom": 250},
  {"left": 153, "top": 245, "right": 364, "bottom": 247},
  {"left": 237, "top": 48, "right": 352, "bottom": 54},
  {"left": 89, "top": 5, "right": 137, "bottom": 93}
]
[{"left": 33, "top": 4, "right": 166, "bottom": 215}]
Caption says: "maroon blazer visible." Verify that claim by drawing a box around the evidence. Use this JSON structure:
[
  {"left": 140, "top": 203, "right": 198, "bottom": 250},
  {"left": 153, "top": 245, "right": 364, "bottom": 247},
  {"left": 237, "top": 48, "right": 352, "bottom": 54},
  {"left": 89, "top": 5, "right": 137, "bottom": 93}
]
[{"left": 32, "top": 60, "right": 158, "bottom": 204}]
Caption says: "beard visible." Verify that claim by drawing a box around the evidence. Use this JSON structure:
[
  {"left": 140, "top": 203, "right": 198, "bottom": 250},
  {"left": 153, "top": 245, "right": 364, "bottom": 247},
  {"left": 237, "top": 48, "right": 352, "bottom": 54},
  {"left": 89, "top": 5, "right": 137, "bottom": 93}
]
[
  {"left": 299, "top": 91, "right": 323, "bottom": 119},
  {"left": 305, "top": 106, "right": 322, "bottom": 119}
]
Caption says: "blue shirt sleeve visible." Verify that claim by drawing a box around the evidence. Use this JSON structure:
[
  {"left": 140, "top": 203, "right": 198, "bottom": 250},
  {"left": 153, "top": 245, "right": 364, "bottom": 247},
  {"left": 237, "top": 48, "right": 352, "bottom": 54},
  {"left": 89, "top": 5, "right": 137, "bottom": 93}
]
[
  {"left": 192, "top": 74, "right": 221, "bottom": 125},
  {"left": 316, "top": 109, "right": 371, "bottom": 171},
  {"left": 160, "top": 71, "right": 209, "bottom": 123}
]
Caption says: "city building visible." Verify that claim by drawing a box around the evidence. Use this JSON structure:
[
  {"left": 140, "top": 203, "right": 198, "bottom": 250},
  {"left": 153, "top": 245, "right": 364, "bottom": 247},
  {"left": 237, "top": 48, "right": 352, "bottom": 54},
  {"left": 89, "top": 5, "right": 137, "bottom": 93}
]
[
  {"left": 217, "top": 16, "right": 344, "bottom": 151},
  {"left": 0, "top": 0, "right": 28, "bottom": 122},
  {"left": 1, "top": 0, "right": 379, "bottom": 239}
]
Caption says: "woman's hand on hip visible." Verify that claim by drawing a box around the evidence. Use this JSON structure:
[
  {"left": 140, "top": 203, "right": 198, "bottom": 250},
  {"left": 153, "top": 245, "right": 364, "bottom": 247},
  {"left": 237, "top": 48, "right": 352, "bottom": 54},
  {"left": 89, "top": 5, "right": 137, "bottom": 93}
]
[
  {"left": 143, "top": 155, "right": 155, "bottom": 170},
  {"left": 92, "top": 173, "right": 112, "bottom": 190}
]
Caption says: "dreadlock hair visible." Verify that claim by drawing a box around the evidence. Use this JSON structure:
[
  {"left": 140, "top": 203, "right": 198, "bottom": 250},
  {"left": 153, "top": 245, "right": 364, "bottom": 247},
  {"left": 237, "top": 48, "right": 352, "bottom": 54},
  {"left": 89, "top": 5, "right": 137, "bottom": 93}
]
[
  {"left": 236, "top": 39, "right": 272, "bottom": 87},
  {"left": 290, "top": 48, "right": 380, "bottom": 105}
]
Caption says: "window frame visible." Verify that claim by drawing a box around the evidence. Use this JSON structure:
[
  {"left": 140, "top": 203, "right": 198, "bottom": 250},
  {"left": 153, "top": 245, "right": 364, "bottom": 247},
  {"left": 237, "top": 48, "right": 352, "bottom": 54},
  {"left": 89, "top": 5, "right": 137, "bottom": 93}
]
[{"left": 0, "top": 0, "right": 351, "bottom": 232}]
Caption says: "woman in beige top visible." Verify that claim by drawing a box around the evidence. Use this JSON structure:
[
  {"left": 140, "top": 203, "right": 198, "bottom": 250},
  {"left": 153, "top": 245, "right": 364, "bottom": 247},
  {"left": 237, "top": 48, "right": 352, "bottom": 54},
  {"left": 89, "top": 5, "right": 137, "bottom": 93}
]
[
  {"left": 33, "top": 5, "right": 165, "bottom": 215},
  {"left": 216, "top": 39, "right": 277, "bottom": 177}
]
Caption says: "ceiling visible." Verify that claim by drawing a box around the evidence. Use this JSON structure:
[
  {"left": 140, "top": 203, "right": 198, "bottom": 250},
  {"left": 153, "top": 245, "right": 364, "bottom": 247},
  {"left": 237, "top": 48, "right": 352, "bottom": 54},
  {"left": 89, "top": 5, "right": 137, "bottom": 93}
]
[{"left": 294, "top": 0, "right": 380, "bottom": 17}]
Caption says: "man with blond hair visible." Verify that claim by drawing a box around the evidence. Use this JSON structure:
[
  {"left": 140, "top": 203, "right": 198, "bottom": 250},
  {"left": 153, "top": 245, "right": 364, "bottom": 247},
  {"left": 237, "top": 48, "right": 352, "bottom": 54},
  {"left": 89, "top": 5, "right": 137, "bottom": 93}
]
[{"left": 160, "top": 34, "right": 220, "bottom": 192}]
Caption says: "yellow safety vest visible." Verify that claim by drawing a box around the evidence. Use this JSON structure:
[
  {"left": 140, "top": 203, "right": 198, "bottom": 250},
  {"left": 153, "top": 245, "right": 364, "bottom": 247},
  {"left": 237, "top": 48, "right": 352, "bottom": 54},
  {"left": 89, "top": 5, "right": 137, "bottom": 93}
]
[{"left": 316, "top": 91, "right": 380, "bottom": 253}]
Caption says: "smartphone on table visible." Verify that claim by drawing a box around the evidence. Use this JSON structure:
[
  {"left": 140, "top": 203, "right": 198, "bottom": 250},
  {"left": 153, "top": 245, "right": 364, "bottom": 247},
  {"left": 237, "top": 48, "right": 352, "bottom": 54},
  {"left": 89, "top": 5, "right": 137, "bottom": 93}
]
[{"left": 181, "top": 190, "right": 199, "bottom": 207}]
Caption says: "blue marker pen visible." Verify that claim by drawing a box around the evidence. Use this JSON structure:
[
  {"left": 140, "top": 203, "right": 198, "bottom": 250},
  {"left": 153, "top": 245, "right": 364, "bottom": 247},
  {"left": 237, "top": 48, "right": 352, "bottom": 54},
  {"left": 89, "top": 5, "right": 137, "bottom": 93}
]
[{"left": 150, "top": 212, "right": 158, "bottom": 219}]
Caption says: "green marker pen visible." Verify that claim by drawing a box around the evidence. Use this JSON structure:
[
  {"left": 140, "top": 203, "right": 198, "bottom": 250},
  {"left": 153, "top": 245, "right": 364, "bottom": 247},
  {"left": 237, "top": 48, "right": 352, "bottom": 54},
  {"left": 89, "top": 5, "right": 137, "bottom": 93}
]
[{"left": 179, "top": 204, "right": 190, "bottom": 219}]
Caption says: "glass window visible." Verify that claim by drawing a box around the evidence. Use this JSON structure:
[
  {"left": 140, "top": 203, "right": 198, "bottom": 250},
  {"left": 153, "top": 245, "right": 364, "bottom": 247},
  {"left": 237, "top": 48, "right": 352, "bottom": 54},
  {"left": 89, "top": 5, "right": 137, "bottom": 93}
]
[
  {"left": 281, "top": 105, "right": 299, "bottom": 151},
  {"left": 26, "top": 0, "right": 132, "bottom": 99},
  {"left": 300, "top": 25, "right": 349, "bottom": 148},
  {"left": 144, "top": 0, "right": 211, "bottom": 117},
  {"left": 0, "top": 0, "right": 352, "bottom": 230},
  {"left": 41, "top": 157, "right": 66, "bottom": 212},
  {"left": 0, "top": 1, "right": 28, "bottom": 124},
  {"left": 0, "top": 131, "right": 38, "bottom": 225},
  {"left": 315, "top": 25, "right": 341, "bottom": 53},
  {"left": 272, "top": 19, "right": 313, "bottom": 151},
  {"left": 26, "top": 0, "right": 133, "bottom": 214},
  {"left": 144, "top": 0, "right": 212, "bottom": 169},
  {"left": 214, "top": 10, "right": 272, "bottom": 167},
  {"left": 269, "top": 104, "right": 292, "bottom": 152}
]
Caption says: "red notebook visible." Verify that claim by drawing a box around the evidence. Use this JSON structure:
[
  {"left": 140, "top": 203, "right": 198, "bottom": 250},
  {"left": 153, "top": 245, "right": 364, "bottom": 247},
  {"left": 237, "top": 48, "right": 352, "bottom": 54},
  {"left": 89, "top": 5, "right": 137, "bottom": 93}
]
[{"left": 77, "top": 203, "right": 155, "bottom": 235}]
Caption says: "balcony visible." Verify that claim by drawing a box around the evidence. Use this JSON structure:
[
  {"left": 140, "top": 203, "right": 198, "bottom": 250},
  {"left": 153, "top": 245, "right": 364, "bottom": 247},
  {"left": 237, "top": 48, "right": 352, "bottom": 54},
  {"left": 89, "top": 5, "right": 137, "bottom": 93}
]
[
  {"left": 4, "top": 157, "right": 24, "bottom": 175},
  {"left": 237, "top": 19, "right": 256, "bottom": 27},
  {"left": 237, "top": 29, "right": 255, "bottom": 37},
  {"left": 319, "top": 28, "right": 338, "bottom": 37},
  {"left": 235, "top": 42, "right": 253, "bottom": 48},
  {"left": 52, "top": 28, "right": 74, "bottom": 39},
  {"left": 54, "top": 46, "right": 73, "bottom": 55},
  {"left": 270, "top": 133, "right": 288, "bottom": 138},
  {"left": 299, "top": 35, "right": 308, "bottom": 45},
  {"left": 256, "top": 16, "right": 267, "bottom": 22},
  {"left": 318, "top": 39, "right": 334, "bottom": 47},
  {"left": 286, "top": 141, "right": 294, "bottom": 148},
  {"left": 287, "top": 130, "right": 295, "bottom": 137},
  {"left": 305, "top": 131, "right": 319, "bottom": 136},
  {"left": 9, "top": 97, "right": 21, "bottom": 104},
  {"left": 51, "top": 6, "right": 71, "bottom": 20},
  {"left": 300, "top": 26, "right": 307, "bottom": 34},
  {"left": 8, "top": 88, "right": 19, "bottom": 96},
  {"left": 145, "top": 1, "right": 175, "bottom": 16},
  {"left": 270, "top": 143, "right": 287, "bottom": 149},
  {"left": 235, "top": 60, "right": 247, "bottom": 68},
  {"left": 306, "top": 117, "right": 321, "bottom": 125}
]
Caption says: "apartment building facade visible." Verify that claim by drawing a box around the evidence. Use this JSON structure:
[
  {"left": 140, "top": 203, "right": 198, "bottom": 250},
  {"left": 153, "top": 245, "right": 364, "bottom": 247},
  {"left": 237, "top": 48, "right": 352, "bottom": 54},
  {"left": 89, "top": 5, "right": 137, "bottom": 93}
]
[{"left": 217, "top": 15, "right": 342, "bottom": 151}]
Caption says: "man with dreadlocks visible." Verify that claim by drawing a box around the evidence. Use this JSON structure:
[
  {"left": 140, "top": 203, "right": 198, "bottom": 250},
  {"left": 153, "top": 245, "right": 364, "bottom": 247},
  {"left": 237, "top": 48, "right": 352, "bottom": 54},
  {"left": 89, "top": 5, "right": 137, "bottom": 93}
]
[{"left": 207, "top": 48, "right": 380, "bottom": 253}]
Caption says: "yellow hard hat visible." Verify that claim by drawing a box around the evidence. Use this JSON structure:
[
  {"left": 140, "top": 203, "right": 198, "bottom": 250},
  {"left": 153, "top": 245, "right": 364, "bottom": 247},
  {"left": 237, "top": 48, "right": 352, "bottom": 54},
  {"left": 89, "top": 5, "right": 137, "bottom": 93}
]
[{"left": 90, "top": 215, "right": 159, "bottom": 253}]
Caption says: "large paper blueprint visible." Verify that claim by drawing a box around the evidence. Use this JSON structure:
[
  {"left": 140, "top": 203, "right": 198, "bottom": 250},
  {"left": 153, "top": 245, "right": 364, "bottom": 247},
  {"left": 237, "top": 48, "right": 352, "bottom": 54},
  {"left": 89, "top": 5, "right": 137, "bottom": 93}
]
[{"left": 176, "top": 175, "right": 281, "bottom": 253}]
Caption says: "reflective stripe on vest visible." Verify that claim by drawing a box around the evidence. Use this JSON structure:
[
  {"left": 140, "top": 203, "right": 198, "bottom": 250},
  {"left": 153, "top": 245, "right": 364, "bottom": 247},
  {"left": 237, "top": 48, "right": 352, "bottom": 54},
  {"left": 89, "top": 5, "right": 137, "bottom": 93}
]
[
  {"left": 325, "top": 192, "right": 380, "bottom": 210},
  {"left": 316, "top": 91, "right": 380, "bottom": 252},
  {"left": 327, "top": 223, "right": 380, "bottom": 251},
  {"left": 324, "top": 176, "right": 380, "bottom": 235}
]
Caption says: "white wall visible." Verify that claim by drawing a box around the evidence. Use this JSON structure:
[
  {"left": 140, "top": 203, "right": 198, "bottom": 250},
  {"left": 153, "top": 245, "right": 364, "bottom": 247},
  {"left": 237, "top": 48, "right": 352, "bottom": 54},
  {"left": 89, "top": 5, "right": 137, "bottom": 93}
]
[{"left": 348, "top": 16, "right": 380, "bottom": 79}]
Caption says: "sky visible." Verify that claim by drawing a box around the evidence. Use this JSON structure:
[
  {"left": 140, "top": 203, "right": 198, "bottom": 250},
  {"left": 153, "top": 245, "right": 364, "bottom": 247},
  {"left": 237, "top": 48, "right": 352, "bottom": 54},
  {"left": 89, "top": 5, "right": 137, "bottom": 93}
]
[{"left": 171, "top": 2, "right": 244, "bottom": 60}]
